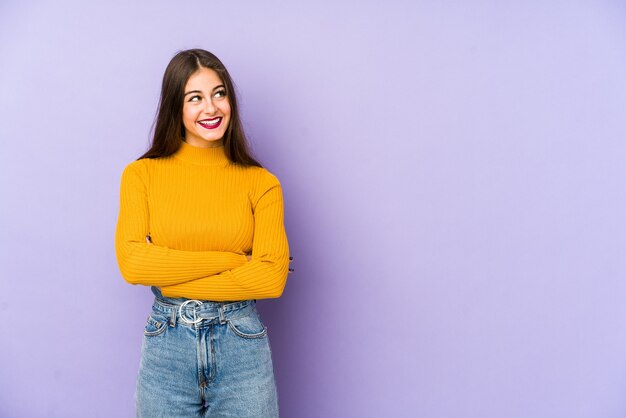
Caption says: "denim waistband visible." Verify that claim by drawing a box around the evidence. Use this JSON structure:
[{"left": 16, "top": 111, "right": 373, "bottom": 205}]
[{"left": 150, "top": 286, "right": 256, "bottom": 327}]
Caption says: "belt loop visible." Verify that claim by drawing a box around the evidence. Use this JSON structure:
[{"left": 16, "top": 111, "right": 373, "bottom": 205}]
[
  {"left": 169, "top": 307, "right": 177, "bottom": 327},
  {"left": 218, "top": 304, "right": 226, "bottom": 324}
]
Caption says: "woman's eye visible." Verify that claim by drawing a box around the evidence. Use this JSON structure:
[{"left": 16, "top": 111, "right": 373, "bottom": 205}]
[
  {"left": 189, "top": 95, "right": 202, "bottom": 102},
  {"left": 215, "top": 90, "right": 227, "bottom": 98}
]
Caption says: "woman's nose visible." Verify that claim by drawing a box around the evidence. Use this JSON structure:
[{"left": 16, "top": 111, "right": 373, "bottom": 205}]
[{"left": 204, "top": 98, "right": 217, "bottom": 114}]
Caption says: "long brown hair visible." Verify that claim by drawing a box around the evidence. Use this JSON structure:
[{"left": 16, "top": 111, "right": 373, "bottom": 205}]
[{"left": 137, "top": 49, "right": 262, "bottom": 167}]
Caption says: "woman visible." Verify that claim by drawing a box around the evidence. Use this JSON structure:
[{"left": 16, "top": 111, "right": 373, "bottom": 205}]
[{"left": 114, "top": 48, "right": 291, "bottom": 417}]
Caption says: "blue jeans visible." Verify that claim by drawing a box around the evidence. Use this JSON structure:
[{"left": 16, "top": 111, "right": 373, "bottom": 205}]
[{"left": 135, "top": 286, "right": 279, "bottom": 417}]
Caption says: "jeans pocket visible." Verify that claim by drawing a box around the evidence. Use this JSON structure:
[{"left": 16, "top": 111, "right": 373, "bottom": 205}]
[
  {"left": 227, "top": 310, "right": 268, "bottom": 339},
  {"left": 144, "top": 313, "right": 168, "bottom": 337}
]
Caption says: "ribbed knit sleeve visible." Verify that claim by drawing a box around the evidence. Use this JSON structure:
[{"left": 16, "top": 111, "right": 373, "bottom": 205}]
[
  {"left": 114, "top": 161, "right": 248, "bottom": 286},
  {"left": 159, "top": 172, "right": 290, "bottom": 301}
]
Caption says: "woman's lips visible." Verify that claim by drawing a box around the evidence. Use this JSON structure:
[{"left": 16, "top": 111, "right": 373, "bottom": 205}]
[{"left": 197, "top": 117, "right": 222, "bottom": 130}]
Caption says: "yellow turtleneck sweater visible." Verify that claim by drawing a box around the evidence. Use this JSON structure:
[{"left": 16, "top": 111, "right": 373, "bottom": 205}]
[{"left": 114, "top": 138, "right": 290, "bottom": 301}]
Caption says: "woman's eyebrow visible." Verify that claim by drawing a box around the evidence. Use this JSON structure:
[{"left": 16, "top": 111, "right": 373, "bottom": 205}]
[{"left": 184, "top": 85, "right": 225, "bottom": 96}]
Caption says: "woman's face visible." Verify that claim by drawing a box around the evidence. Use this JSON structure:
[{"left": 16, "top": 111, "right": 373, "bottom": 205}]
[{"left": 182, "top": 67, "right": 231, "bottom": 147}]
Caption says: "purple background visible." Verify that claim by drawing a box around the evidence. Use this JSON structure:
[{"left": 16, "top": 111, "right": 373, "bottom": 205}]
[{"left": 1, "top": 1, "right": 626, "bottom": 417}]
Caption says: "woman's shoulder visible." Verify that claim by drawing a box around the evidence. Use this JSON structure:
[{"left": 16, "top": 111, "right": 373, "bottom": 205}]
[
  {"left": 243, "top": 165, "right": 282, "bottom": 186},
  {"left": 121, "top": 158, "right": 149, "bottom": 174},
  {"left": 119, "top": 158, "right": 155, "bottom": 186},
  {"left": 235, "top": 165, "right": 283, "bottom": 202}
]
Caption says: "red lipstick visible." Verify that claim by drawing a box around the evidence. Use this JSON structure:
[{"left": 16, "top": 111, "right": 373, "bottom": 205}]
[{"left": 197, "top": 117, "right": 222, "bottom": 130}]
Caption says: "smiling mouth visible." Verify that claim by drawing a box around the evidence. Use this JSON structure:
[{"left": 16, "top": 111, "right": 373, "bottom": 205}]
[{"left": 198, "top": 117, "right": 222, "bottom": 129}]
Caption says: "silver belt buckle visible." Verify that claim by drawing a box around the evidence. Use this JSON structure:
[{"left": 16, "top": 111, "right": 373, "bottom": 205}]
[{"left": 178, "top": 299, "right": 204, "bottom": 324}]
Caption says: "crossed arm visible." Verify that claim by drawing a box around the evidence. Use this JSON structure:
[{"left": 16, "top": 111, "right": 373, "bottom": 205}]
[{"left": 114, "top": 161, "right": 291, "bottom": 301}]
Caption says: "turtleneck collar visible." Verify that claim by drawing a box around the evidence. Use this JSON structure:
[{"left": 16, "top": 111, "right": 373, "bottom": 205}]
[{"left": 172, "top": 138, "right": 230, "bottom": 167}]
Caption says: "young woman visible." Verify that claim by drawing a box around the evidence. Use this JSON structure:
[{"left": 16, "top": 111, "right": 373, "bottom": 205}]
[{"left": 114, "top": 48, "right": 291, "bottom": 417}]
